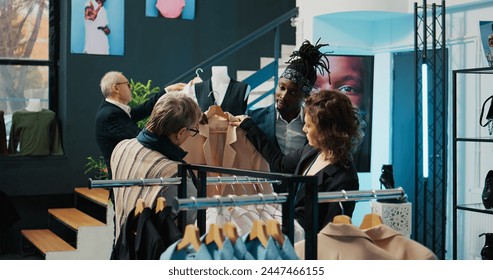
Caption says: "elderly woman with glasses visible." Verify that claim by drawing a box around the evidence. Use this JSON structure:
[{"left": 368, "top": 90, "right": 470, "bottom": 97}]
[{"left": 110, "top": 92, "right": 203, "bottom": 249}]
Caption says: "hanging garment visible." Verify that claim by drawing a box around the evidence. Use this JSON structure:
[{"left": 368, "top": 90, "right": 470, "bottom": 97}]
[
  {"left": 242, "top": 234, "right": 285, "bottom": 260},
  {"left": 274, "top": 235, "right": 299, "bottom": 260},
  {"left": 180, "top": 112, "right": 270, "bottom": 196},
  {"left": 111, "top": 207, "right": 138, "bottom": 260},
  {"left": 151, "top": 206, "right": 182, "bottom": 249},
  {"left": 8, "top": 109, "right": 63, "bottom": 156},
  {"left": 362, "top": 224, "right": 437, "bottom": 260},
  {"left": 159, "top": 238, "right": 212, "bottom": 260},
  {"left": 294, "top": 223, "right": 396, "bottom": 260},
  {"left": 194, "top": 79, "right": 249, "bottom": 116},
  {"left": 219, "top": 237, "right": 255, "bottom": 260}
]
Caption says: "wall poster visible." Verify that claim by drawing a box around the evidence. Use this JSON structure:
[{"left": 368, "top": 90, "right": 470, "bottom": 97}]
[{"left": 70, "top": 0, "right": 125, "bottom": 56}]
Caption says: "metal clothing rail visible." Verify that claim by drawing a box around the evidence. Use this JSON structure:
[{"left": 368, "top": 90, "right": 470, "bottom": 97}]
[
  {"left": 173, "top": 193, "right": 287, "bottom": 211},
  {"left": 88, "top": 176, "right": 282, "bottom": 189},
  {"left": 318, "top": 188, "right": 407, "bottom": 203},
  {"left": 173, "top": 188, "right": 407, "bottom": 211}
]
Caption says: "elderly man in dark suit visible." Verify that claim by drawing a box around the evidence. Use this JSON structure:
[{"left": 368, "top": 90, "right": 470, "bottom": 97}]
[{"left": 95, "top": 71, "right": 185, "bottom": 178}]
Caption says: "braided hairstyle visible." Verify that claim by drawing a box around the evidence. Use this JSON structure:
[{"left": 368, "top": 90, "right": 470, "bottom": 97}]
[{"left": 281, "top": 39, "right": 331, "bottom": 96}]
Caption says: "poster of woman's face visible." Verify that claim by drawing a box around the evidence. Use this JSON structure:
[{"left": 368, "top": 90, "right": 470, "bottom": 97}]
[
  {"left": 70, "top": 0, "right": 124, "bottom": 56},
  {"left": 315, "top": 55, "right": 374, "bottom": 172}
]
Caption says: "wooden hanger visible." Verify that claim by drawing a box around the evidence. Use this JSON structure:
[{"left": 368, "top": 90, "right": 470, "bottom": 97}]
[
  {"left": 205, "top": 224, "right": 224, "bottom": 249},
  {"left": 206, "top": 104, "right": 228, "bottom": 120},
  {"left": 359, "top": 213, "right": 383, "bottom": 230},
  {"left": 223, "top": 222, "right": 239, "bottom": 244},
  {"left": 134, "top": 198, "right": 145, "bottom": 216},
  {"left": 177, "top": 224, "right": 201, "bottom": 252},
  {"left": 249, "top": 220, "right": 268, "bottom": 247},
  {"left": 332, "top": 215, "right": 352, "bottom": 224},
  {"left": 155, "top": 197, "right": 166, "bottom": 214},
  {"left": 266, "top": 219, "right": 284, "bottom": 246}
]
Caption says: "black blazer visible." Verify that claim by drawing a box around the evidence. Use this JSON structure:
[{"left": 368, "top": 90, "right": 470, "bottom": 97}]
[
  {"left": 95, "top": 90, "right": 165, "bottom": 176},
  {"left": 240, "top": 118, "right": 359, "bottom": 231}
]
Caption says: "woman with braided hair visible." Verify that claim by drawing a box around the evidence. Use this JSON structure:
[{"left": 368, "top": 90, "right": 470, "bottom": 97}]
[
  {"left": 231, "top": 89, "right": 364, "bottom": 231},
  {"left": 244, "top": 40, "right": 330, "bottom": 156}
]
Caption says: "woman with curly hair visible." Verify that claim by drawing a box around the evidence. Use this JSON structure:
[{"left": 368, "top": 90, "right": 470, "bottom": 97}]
[{"left": 231, "top": 89, "right": 364, "bottom": 231}]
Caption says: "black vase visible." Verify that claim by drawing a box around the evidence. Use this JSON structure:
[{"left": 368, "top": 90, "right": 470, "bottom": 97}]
[
  {"left": 479, "top": 233, "right": 493, "bottom": 260},
  {"left": 482, "top": 170, "right": 493, "bottom": 209}
]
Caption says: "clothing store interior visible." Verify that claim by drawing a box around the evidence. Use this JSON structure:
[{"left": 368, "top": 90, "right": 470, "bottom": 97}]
[{"left": 1, "top": 0, "right": 493, "bottom": 262}]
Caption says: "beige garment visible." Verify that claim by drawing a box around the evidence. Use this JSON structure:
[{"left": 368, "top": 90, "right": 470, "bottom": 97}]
[
  {"left": 294, "top": 223, "right": 396, "bottom": 260},
  {"left": 111, "top": 139, "right": 181, "bottom": 240},
  {"left": 181, "top": 112, "right": 271, "bottom": 196},
  {"left": 363, "top": 224, "right": 437, "bottom": 260}
]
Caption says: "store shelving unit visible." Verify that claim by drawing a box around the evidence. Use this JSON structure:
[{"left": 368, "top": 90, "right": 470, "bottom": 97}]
[{"left": 452, "top": 66, "right": 493, "bottom": 259}]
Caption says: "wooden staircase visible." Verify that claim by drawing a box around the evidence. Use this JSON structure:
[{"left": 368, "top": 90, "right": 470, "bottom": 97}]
[{"left": 21, "top": 187, "right": 114, "bottom": 260}]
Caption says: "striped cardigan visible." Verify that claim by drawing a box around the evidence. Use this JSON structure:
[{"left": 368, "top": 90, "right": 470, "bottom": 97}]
[{"left": 111, "top": 138, "right": 182, "bottom": 241}]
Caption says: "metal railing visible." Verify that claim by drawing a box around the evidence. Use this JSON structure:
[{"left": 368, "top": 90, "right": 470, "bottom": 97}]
[{"left": 167, "top": 7, "right": 298, "bottom": 109}]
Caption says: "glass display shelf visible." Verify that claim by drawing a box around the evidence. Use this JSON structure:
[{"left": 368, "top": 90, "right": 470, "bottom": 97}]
[
  {"left": 456, "top": 203, "right": 493, "bottom": 215},
  {"left": 455, "top": 137, "right": 493, "bottom": 143}
]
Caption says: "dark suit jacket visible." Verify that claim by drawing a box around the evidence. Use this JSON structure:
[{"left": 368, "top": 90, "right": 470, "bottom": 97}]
[
  {"left": 240, "top": 118, "right": 359, "bottom": 231},
  {"left": 95, "top": 90, "right": 165, "bottom": 176}
]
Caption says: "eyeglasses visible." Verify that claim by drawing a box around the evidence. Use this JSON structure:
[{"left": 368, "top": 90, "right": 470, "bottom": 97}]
[
  {"left": 115, "top": 81, "right": 131, "bottom": 89},
  {"left": 187, "top": 126, "right": 200, "bottom": 137}
]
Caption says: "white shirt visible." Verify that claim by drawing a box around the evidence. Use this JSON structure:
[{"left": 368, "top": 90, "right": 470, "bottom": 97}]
[
  {"left": 106, "top": 98, "right": 131, "bottom": 117},
  {"left": 275, "top": 108, "right": 306, "bottom": 154}
]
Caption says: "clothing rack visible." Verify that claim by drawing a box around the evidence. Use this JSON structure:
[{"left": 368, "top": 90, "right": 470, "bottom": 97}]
[
  {"left": 173, "top": 188, "right": 406, "bottom": 210},
  {"left": 87, "top": 164, "right": 406, "bottom": 260},
  {"left": 173, "top": 185, "right": 407, "bottom": 260},
  {"left": 88, "top": 176, "right": 282, "bottom": 189},
  {"left": 177, "top": 163, "right": 320, "bottom": 259}
]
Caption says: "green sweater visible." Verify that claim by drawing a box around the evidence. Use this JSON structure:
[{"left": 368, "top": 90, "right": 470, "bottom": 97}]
[{"left": 8, "top": 109, "right": 63, "bottom": 156}]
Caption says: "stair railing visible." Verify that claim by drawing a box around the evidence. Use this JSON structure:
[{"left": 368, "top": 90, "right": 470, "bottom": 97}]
[{"left": 167, "top": 7, "right": 298, "bottom": 109}]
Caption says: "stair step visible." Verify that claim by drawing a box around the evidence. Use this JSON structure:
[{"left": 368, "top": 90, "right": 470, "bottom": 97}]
[
  {"left": 48, "top": 208, "right": 106, "bottom": 231},
  {"left": 21, "top": 229, "right": 76, "bottom": 255},
  {"left": 74, "top": 187, "right": 109, "bottom": 207}
]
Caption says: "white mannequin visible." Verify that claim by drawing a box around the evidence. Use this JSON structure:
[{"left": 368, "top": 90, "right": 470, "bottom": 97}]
[
  {"left": 210, "top": 66, "right": 231, "bottom": 105},
  {"left": 26, "top": 98, "right": 42, "bottom": 112},
  {"left": 210, "top": 66, "right": 250, "bottom": 104}
]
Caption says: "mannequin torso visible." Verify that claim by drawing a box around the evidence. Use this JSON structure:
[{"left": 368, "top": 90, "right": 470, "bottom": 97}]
[
  {"left": 210, "top": 66, "right": 231, "bottom": 105},
  {"left": 26, "top": 99, "right": 43, "bottom": 112}
]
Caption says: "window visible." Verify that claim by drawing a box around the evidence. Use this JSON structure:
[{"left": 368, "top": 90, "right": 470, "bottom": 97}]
[{"left": 0, "top": 0, "right": 58, "bottom": 149}]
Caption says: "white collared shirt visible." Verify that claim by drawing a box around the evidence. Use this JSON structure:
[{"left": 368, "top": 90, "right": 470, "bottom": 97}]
[
  {"left": 275, "top": 107, "right": 306, "bottom": 154},
  {"left": 106, "top": 98, "right": 131, "bottom": 117}
]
